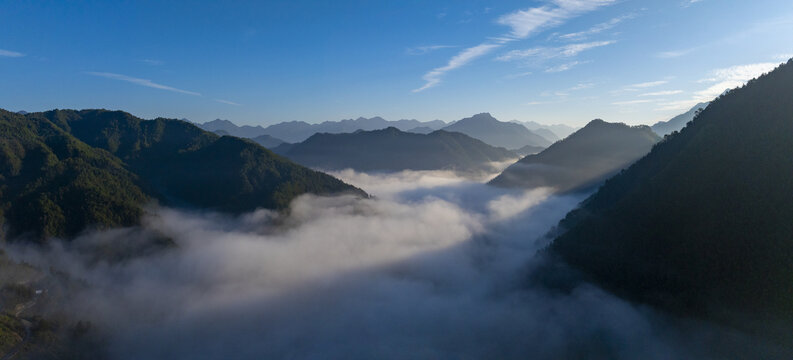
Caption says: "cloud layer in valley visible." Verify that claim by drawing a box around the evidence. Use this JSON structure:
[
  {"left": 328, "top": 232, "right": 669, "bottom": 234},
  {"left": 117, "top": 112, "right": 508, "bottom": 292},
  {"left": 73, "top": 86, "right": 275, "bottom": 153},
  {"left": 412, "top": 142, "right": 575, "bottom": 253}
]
[{"left": 4, "top": 169, "right": 787, "bottom": 359}]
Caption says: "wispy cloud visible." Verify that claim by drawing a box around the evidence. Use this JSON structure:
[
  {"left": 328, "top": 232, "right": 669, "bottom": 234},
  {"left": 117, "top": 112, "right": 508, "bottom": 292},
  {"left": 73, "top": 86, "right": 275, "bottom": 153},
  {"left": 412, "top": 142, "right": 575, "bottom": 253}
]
[
  {"left": 694, "top": 62, "right": 778, "bottom": 100},
  {"left": 497, "top": 40, "right": 615, "bottom": 61},
  {"left": 570, "top": 82, "right": 594, "bottom": 90},
  {"left": 558, "top": 14, "right": 634, "bottom": 41},
  {"left": 545, "top": 61, "right": 587, "bottom": 73},
  {"left": 682, "top": 0, "right": 704, "bottom": 7},
  {"left": 497, "top": 0, "right": 617, "bottom": 39},
  {"left": 87, "top": 72, "right": 201, "bottom": 96},
  {"left": 0, "top": 49, "right": 25, "bottom": 57},
  {"left": 656, "top": 48, "right": 694, "bottom": 58},
  {"left": 413, "top": 43, "right": 502, "bottom": 92},
  {"left": 504, "top": 71, "right": 533, "bottom": 79},
  {"left": 214, "top": 98, "right": 241, "bottom": 106},
  {"left": 140, "top": 59, "right": 164, "bottom": 66},
  {"left": 406, "top": 45, "right": 457, "bottom": 55},
  {"left": 639, "top": 90, "right": 683, "bottom": 96},
  {"left": 414, "top": 0, "right": 616, "bottom": 92},
  {"left": 612, "top": 99, "right": 655, "bottom": 106},
  {"left": 656, "top": 61, "right": 779, "bottom": 112},
  {"left": 625, "top": 80, "right": 668, "bottom": 90}
]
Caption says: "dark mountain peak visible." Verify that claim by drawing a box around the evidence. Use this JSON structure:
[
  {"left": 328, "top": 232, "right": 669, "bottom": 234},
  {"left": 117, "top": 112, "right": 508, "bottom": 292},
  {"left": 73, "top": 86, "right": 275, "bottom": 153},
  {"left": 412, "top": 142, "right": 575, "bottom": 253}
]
[{"left": 585, "top": 118, "right": 607, "bottom": 126}]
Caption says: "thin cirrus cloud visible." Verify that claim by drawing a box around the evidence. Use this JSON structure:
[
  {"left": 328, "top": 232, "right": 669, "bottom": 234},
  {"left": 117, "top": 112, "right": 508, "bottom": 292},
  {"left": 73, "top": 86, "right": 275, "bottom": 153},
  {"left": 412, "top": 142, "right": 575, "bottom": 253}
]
[
  {"left": 86, "top": 71, "right": 201, "bottom": 96},
  {"left": 557, "top": 14, "right": 635, "bottom": 41},
  {"left": 406, "top": 45, "right": 457, "bottom": 55},
  {"left": 214, "top": 99, "right": 241, "bottom": 106},
  {"left": 625, "top": 80, "right": 668, "bottom": 90},
  {"left": 497, "top": 40, "right": 616, "bottom": 61},
  {"left": 656, "top": 48, "right": 695, "bottom": 58},
  {"left": 545, "top": 60, "right": 588, "bottom": 73},
  {"left": 694, "top": 62, "right": 778, "bottom": 100},
  {"left": 140, "top": 59, "right": 164, "bottom": 66},
  {"left": 413, "top": 0, "right": 616, "bottom": 92},
  {"left": 612, "top": 99, "right": 655, "bottom": 106},
  {"left": 413, "top": 43, "right": 501, "bottom": 92},
  {"left": 639, "top": 90, "right": 683, "bottom": 96},
  {"left": 0, "top": 49, "right": 25, "bottom": 57}
]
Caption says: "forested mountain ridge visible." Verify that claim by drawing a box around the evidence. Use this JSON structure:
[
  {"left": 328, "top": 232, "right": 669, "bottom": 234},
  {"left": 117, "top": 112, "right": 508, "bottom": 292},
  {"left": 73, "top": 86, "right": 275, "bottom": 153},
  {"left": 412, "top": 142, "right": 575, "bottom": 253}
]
[
  {"left": 547, "top": 60, "right": 793, "bottom": 336},
  {"left": 0, "top": 109, "right": 365, "bottom": 240},
  {"left": 489, "top": 119, "right": 659, "bottom": 192},
  {"left": 275, "top": 127, "right": 517, "bottom": 172}
]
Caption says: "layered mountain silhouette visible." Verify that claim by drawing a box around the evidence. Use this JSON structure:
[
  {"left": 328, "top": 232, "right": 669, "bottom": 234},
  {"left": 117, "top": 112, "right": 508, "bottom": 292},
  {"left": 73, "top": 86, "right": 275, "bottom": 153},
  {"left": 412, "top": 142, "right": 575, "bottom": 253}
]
[
  {"left": 531, "top": 128, "right": 560, "bottom": 142},
  {"left": 406, "top": 126, "right": 436, "bottom": 134},
  {"left": 251, "top": 134, "right": 286, "bottom": 148},
  {"left": 273, "top": 127, "right": 517, "bottom": 172},
  {"left": 442, "top": 113, "right": 552, "bottom": 150},
  {"left": 547, "top": 60, "right": 793, "bottom": 336},
  {"left": 651, "top": 102, "right": 709, "bottom": 136},
  {"left": 199, "top": 118, "right": 270, "bottom": 138},
  {"left": 519, "top": 120, "right": 578, "bottom": 139},
  {"left": 257, "top": 117, "right": 447, "bottom": 143},
  {"left": 489, "top": 120, "right": 659, "bottom": 192},
  {"left": 0, "top": 109, "right": 364, "bottom": 240}
]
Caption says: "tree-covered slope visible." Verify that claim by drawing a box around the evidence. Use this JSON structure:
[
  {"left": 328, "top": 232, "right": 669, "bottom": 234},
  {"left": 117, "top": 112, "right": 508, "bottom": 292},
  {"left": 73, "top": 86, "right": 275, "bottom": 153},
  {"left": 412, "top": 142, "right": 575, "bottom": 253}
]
[
  {"left": 278, "top": 127, "right": 517, "bottom": 172},
  {"left": 0, "top": 109, "right": 365, "bottom": 239},
  {"left": 548, "top": 60, "right": 793, "bottom": 331},
  {"left": 490, "top": 120, "right": 659, "bottom": 192},
  {"left": 0, "top": 110, "right": 147, "bottom": 240}
]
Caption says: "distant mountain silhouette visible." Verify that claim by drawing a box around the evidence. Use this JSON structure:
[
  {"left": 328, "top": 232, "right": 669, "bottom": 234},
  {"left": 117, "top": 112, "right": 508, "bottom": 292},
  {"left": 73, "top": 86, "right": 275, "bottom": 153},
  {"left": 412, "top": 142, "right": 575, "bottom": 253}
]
[
  {"left": 519, "top": 120, "right": 578, "bottom": 139},
  {"left": 443, "top": 113, "right": 552, "bottom": 150},
  {"left": 251, "top": 134, "right": 286, "bottom": 149},
  {"left": 199, "top": 119, "right": 270, "bottom": 138},
  {"left": 512, "top": 144, "right": 546, "bottom": 157},
  {"left": 406, "top": 126, "right": 435, "bottom": 134},
  {"left": 490, "top": 119, "right": 659, "bottom": 192},
  {"left": 532, "top": 128, "right": 560, "bottom": 142},
  {"left": 651, "top": 102, "right": 709, "bottom": 136},
  {"left": 548, "top": 60, "right": 793, "bottom": 338},
  {"left": 261, "top": 117, "right": 447, "bottom": 143},
  {"left": 275, "top": 127, "right": 516, "bottom": 172},
  {"left": 0, "top": 109, "right": 364, "bottom": 240}
]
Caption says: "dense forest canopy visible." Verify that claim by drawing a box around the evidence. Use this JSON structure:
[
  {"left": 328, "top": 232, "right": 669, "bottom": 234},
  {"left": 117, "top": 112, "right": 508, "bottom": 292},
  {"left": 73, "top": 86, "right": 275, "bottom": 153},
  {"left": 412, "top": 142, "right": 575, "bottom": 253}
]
[{"left": 548, "top": 60, "right": 793, "bottom": 338}]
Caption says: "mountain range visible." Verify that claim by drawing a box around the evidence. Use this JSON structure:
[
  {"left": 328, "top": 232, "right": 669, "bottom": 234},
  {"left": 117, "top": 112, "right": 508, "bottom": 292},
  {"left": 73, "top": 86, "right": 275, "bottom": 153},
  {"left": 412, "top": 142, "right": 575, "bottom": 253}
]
[
  {"left": 489, "top": 119, "right": 660, "bottom": 192},
  {"left": 0, "top": 109, "right": 364, "bottom": 240},
  {"left": 273, "top": 127, "right": 517, "bottom": 172},
  {"left": 517, "top": 120, "right": 578, "bottom": 139},
  {"left": 442, "top": 113, "right": 553, "bottom": 150},
  {"left": 651, "top": 102, "right": 710, "bottom": 136},
  {"left": 201, "top": 117, "right": 448, "bottom": 143},
  {"left": 547, "top": 60, "right": 793, "bottom": 338}
]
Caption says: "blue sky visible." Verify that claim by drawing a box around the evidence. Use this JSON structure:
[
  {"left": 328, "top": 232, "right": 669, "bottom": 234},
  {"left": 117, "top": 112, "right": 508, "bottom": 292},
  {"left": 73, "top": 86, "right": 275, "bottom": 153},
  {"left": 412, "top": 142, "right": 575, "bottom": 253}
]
[{"left": 1, "top": 0, "right": 792, "bottom": 127}]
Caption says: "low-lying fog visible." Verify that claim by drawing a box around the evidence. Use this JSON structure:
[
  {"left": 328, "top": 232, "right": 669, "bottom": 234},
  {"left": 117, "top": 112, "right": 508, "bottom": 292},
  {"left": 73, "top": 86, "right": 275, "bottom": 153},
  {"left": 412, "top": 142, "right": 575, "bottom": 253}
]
[{"left": 4, "top": 168, "right": 783, "bottom": 359}]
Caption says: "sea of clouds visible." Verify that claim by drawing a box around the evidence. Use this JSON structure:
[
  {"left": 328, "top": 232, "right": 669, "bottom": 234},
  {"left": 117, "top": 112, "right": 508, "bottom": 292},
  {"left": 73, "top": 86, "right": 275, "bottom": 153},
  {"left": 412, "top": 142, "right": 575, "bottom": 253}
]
[{"left": 5, "top": 168, "right": 786, "bottom": 359}]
